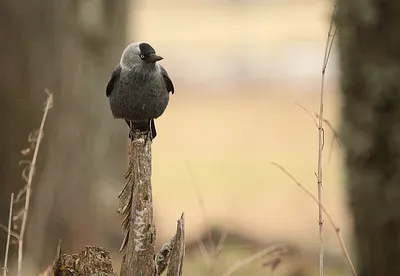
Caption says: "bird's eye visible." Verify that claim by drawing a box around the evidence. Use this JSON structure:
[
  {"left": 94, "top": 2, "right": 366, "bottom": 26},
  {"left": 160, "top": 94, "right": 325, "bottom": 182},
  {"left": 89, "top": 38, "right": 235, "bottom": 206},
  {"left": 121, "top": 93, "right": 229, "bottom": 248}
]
[{"left": 140, "top": 54, "right": 145, "bottom": 59}]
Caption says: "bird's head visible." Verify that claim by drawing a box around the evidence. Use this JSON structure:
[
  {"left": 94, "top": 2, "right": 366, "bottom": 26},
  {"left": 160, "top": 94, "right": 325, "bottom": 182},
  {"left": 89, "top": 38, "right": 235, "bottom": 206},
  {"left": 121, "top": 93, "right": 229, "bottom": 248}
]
[{"left": 120, "top": 42, "right": 163, "bottom": 69}]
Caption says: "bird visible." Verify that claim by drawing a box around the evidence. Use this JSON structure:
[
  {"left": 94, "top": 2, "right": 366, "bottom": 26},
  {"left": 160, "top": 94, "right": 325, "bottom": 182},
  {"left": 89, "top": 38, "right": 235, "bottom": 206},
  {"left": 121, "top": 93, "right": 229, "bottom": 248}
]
[{"left": 106, "top": 42, "right": 174, "bottom": 141}]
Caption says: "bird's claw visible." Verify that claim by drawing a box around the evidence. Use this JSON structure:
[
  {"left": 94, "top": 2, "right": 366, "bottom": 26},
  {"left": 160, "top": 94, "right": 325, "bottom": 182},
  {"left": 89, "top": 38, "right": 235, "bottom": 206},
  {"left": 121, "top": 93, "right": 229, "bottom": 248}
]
[
  {"left": 127, "top": 120, "right": 156, "bottom": 144},
  {"left": 145, "top": 121, "right": 153, "bottom": 145}
]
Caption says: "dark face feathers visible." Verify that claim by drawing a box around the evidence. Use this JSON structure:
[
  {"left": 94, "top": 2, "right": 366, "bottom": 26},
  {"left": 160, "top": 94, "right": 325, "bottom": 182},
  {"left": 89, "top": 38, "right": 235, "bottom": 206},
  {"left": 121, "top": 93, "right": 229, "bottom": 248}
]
[
  {"left": 139, "top": 43, "right": 163, "bottom": 63},
  {"left": 139, "top": 43, "right": 156, "bottom": 56}
]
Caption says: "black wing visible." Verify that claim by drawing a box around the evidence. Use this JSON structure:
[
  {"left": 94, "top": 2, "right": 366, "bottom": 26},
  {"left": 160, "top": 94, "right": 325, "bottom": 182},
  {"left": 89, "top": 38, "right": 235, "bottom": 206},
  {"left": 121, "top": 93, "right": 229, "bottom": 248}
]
[
  {"left": 106, "top": 65, "right": 122, "bottom": 97},
  {"left": 160, "top": 65, "right": 174, "bottom": 95}
]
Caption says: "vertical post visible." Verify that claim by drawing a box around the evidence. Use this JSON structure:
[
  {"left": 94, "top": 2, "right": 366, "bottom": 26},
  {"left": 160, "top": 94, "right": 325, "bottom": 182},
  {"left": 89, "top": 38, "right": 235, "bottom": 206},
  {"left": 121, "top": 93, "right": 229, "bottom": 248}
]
[{"left": 119, "top": 132, "right": 156, "bottom": 276}]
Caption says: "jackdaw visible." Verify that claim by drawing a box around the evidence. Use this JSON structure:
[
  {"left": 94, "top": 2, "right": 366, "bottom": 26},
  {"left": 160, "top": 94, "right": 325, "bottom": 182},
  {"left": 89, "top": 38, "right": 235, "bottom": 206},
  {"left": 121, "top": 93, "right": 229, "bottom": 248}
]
[{"left": 106, "top": 42, "right": 175, "bottom": 140}]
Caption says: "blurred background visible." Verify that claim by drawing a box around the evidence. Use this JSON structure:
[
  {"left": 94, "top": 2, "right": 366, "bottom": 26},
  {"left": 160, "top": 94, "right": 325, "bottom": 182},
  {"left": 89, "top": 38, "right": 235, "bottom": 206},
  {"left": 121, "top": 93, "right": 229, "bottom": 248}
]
[{"left": 0, "top": 0, "right": 351, "bottom": 275}]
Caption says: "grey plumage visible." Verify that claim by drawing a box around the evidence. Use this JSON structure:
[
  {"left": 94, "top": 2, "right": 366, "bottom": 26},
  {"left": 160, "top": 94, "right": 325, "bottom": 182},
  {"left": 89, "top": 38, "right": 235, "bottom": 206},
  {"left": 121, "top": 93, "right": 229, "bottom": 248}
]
[{"left": 106, "top": 42, "right": 174, "bottom": 140}]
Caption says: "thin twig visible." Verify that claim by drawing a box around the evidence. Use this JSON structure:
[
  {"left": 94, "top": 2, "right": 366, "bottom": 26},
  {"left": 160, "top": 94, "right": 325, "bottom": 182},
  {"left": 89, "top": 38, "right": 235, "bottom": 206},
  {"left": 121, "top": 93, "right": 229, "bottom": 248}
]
[
  {"left": 221, "top": 244, "right": 286, "bottom": 276},
  {"left": 17, "top": 90, "right": 53, "bottom": 276},
  {"left": 295, "top": 103, "right": 341, "bottom": 162},
  {"left": 317, "top": 5, "right": 338, "bottom": 276},
  {"left": 271, "top": 162, "right": 357, "bottom": 276},
  {"left": 295, "top": 103, "right": 318, "bottom": 128},
  {"left": 315, "top": 114, "right": 341, "bottom": 147},
  {"left": 3, "top": 193, "right": 14, "bottom": 276},
  {"left": 315, "top": 114, "right": 341, "bottom": 162}
]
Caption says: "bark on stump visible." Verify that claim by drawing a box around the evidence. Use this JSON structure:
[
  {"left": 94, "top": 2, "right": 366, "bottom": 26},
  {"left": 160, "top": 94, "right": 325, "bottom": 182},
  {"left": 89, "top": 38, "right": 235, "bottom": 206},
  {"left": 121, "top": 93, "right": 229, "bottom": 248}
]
[{"left": 52, "top": 131, "right": 185, "bottom": 276}]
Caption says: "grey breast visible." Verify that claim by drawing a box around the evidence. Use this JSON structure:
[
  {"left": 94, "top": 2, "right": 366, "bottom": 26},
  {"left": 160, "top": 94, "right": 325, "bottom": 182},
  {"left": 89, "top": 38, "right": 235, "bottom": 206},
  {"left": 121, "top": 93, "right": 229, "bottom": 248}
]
[{"left": 110, "top": 68, "right": 169, "bottom": 121}]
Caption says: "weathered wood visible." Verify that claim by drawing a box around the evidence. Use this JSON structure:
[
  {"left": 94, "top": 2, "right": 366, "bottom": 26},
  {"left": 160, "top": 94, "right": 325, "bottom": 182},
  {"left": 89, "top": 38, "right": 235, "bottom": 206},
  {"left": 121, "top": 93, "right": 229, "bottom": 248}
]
[
  {"left": 155, "top": 237, "right": 174, "bottom": 275},
  {"left": 155, "top": 214, "right": 185, "bottom": 276},
  {"left": 118, "top": 131, "right": 186, "bottom": 276},
  {"left": 166, "top": 213, "right": 185, "bottom": 276},
  {"left": 119, "top": 131, "right": 156, "bottom": 276},
  {"left": 52, "top": 241, "right": 116, "bottom": 276},
  {"left": 50, "top": 130, "right": 185, "bottom": 275}
]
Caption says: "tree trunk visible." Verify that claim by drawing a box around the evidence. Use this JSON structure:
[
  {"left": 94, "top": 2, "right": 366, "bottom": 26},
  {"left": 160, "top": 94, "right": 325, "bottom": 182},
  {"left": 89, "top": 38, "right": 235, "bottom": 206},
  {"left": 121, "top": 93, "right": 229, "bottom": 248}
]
[
  {"left": 335, "top": 1, "right": 400, "bottom": 275},
  {"left": 0, "top": 0, "right": 128, "bottom": 273}
]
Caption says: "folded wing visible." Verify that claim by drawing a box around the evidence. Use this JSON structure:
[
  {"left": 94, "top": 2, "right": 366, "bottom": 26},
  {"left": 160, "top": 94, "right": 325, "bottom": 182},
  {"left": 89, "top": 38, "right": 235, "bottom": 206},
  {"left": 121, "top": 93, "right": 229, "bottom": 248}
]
[
  {"left": 106, "top": 65, "right": 122, "bottom": 97},
  {"left": 160, "top": 65, "right": 174, "bottom": 95}
]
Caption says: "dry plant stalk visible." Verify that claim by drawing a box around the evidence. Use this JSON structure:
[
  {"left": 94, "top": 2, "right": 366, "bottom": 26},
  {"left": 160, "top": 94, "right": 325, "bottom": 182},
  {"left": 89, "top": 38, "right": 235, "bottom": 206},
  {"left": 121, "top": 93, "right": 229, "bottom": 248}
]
[
  {"left": 316, "top": 5, "right": 338, "bottom": 276},
  {"left": 272, "top": 162, "right": 357, "bottom": 276},
  {"left": 118, "top": 131, "right": 185, "bottom": 276},
  {"left": 221, "top": 244, "right": 287, "bottom": 276},
  {"left": 16, "top": 90, "right": 53, "bottom": 276},
  {"left": 2, "top": 193, "right": 14, "bottom": 276},
  {"left": 295, "top": 104, "right": 341, "bottom": 162}
]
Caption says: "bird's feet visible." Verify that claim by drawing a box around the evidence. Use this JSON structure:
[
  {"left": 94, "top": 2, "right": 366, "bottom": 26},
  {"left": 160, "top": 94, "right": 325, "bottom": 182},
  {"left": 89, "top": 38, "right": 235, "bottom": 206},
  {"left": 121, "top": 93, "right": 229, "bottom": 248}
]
[
  {"left": 127, "top": 120, "right": 135, "bottom": 141},
  {"left": 126, "top": 119, "right": 157, "bottom": 142},
  {"left": 144, "top": 119, "right": 157, "bottom": 146}
]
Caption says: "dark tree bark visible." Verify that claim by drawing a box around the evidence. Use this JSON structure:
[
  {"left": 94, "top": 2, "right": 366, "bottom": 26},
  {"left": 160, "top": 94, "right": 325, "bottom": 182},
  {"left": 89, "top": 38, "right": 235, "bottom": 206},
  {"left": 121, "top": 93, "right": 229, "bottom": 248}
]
[
  {"left": 335, "top": 1, "right": 400, "bottom": 275},
  {"left": 0, "top": 0, "right": 128, "bottom": 273}
]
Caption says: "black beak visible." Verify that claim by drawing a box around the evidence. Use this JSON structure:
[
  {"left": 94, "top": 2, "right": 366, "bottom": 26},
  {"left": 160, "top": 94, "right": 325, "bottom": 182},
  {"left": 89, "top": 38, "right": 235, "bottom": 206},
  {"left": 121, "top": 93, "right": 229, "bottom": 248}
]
[{"left": 147, "top": 53, "right": 163, "bottom": 63}]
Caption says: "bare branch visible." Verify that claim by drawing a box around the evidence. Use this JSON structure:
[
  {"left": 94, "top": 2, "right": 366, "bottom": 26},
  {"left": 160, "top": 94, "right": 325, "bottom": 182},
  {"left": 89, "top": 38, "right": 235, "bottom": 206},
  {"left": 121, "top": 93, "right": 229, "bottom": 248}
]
[
  {"left": 271, "top": 162, "right": 357, "bottom": 276},
  {"left": 295, "top": 103, "right": 318, "bottom": 128}
]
